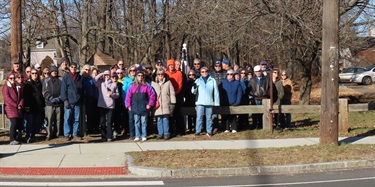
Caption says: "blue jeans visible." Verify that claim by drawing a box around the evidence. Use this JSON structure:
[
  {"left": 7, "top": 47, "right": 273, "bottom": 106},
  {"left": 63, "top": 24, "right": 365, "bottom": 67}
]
[
  {"left": 195, "top": 105, "right": 213, "bottom": 134},
  {"left": 157, "top": 115, "right": 169, "bottom": 135},
  {"left": 63, "top": 104, "right": 80, "bottom": 137},
  {"left": 128, "top": 110, "right": 135, "bottom": 138},
  {"left": 134, "top": 114, "right": 148, "bottom": 139},
  {"left": 99, "top": 108, "right": 114, "bottom": 139}
]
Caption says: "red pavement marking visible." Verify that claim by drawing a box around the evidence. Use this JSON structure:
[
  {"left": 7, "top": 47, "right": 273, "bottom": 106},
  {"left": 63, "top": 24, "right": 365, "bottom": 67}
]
[{"left": 0, "top": 167, "right": 128, "bottom": 175}]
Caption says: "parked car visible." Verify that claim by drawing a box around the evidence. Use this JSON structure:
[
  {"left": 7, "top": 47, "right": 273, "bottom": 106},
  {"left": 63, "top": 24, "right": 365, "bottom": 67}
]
[
  {"left": 339, "top": 67, "right": 366, "bottom": 82},
  {"left": 350, "top": 64, "right": 375, "bottom": 85}
]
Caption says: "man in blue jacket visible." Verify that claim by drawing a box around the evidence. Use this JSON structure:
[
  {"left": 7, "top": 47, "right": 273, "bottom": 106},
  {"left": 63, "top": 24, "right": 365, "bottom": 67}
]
[{"left": 60, "top": 62, "right": 84, "bottom": 141}]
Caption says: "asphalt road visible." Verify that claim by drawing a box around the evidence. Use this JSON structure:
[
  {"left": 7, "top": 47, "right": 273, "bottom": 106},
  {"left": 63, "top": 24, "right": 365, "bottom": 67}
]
[{"left": 1, "top": 168, "right": 374, "bottom": 186}]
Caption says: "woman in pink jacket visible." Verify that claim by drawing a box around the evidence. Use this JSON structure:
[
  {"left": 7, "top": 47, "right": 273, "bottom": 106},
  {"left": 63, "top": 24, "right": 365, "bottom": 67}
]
[{"left": 3, "top": 72, "right": 24, "bottom": 145}]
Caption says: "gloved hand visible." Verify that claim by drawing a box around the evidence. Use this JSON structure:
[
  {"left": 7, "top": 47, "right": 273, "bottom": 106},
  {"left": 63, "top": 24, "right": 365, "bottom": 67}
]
[
  {"left": 64, "top": 100, "right": 71, "bottom": 109},
  {"left": 52, "top": 98, "right": 62, "bottom": 104}
]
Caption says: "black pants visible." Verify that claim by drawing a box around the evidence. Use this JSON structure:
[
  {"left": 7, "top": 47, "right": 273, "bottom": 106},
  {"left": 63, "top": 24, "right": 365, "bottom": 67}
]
[
  {"left": 9, "top": 118, "right": 23, "bottom": 142},
  {"left": 223, "top": 115, "right": 237, "bottom": 131},
  {"left": 99, "top": 108, "right": 114, "bottom": 140}
]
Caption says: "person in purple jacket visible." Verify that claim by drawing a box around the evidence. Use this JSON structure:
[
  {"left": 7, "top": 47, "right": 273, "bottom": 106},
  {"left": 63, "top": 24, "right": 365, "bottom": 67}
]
[
  {"left": 94, "top": 70, "right": 119, "bottom": 142},
  {"left": 125, "top": 70, "right": 155, "bottom": 141}
]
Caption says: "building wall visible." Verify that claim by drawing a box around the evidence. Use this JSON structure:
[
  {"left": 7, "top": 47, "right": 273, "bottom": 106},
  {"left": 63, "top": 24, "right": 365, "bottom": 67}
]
[{"left": 30, "top": 50, "right": 57, "bottom": 67}]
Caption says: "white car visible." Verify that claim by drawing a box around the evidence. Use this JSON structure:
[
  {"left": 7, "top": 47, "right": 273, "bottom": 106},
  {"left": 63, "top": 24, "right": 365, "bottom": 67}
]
[
  {"left": 350, "top": 65, "right": 375, "bottom": 85},
  {"left": 339, "top": 67, "right": 366, "bottom": 82}
]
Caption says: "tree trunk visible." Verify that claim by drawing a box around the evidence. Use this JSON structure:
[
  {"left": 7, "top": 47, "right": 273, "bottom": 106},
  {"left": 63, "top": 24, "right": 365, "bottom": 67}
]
[
  {"left": 79, "top": 0, "right": 89, "bottom": 65},
  {"left": 98, "top": 0, "right": 107, "bottom": 53},
  {"left": 59, "top": 0, "right": 72, "bottom": 61}
]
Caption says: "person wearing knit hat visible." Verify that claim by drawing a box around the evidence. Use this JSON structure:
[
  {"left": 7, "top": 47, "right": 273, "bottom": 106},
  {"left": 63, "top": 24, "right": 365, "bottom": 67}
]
[
  {"left": 222, "top": 58, "right": 231, "bottom": 71},
  {"left": 165, "top": 59, "right": 185, "bottom": 136},
  {"left": 58, "top": 57, "right": 70, "bottom": 76}
]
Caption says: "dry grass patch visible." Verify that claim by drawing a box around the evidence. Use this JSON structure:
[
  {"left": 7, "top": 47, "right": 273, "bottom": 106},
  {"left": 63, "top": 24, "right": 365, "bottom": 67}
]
[{"left": 128, "top": 144, "right": 375, "bottom": 169}]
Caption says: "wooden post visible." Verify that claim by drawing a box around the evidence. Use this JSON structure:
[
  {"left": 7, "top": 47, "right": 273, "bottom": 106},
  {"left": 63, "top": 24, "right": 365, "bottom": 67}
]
[
  {"left": 320, "top": 0, "right": 339, "bottom": 145},
  {"left": 11, "top": 0, "right": 22, "bottom": 70},
  {"left": 262, "top": 99, "right": 271, "bottom": 130},
  {"left": 339, "top": 99, "right": 349, "bottom": 133}
]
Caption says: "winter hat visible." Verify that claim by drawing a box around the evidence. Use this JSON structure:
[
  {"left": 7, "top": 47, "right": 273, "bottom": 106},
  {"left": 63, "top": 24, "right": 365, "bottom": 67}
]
[
  {"left": 222, "top": 58, "right": 230, "bottom": 65},
  {"left": 167, "top": 59, "right": 175, "bottom": 67},
  {"left": 58, "top": 57, "right": 70, "bottom": 65},
  {"left": 253, "top": 65, "right": 261, "bottom": 72},
  {"left": 156, "top": 59, "right": 163, "bottom": 64},
  {"left": 116, "top": 69, "right": 123, "bottom": 73},
  {"left": 260, "top": 60, "right": 268, "bottom": 65},
  {"left": 50, "top": 65, "right": 58, "bottom": 73},
  {"left": 214, "top": 59, "right": 222, "bottom": 65},
  {"left": 70, "top": 62, "right": 78, "bottom": 67},
  {"left": 103, "top": 70, "right": 110, "bottom": 75},
  {"left": 35, "top": 63, "right": 41, "bottom": 69}
]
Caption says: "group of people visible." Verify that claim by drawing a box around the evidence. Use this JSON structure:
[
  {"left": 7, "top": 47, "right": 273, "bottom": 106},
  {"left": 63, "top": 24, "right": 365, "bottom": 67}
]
[{"left": 3, "top": 57, "right": 293, "bottom": 145}]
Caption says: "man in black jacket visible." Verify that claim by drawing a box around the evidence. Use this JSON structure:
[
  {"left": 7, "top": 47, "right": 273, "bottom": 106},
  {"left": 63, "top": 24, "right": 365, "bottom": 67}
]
[
  {"left": 42, "top": 66, "right": 63, "bottom": 140},
  {"left": 248, "top": 65, "right": 270, "bottom": 129}
]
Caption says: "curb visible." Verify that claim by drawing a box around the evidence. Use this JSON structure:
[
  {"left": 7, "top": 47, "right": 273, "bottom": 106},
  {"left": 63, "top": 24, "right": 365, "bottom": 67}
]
[{"left": 127, "top": 155, "right": 375, "bottom": 178}]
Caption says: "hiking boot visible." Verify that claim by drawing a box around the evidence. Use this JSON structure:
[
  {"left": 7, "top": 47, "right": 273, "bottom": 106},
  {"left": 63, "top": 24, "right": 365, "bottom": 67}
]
[
  {"left": 107, "top": 139, "right": 112, "bottom": 142},
  {"left": 206, "top": 133, "right": 213, "bottom": 137},
  {"left": 164, "top": 134, "right": 170, "bottom": 140},
  {"left": 45, "top": 136, "right": 51, "bottom": 141},
  {"left": 64, "top": 136, "right": 71, "bottom": 141},
  {"left": 157, "top": 135, "right": 163, "bottom": 139},
  {"left": 194, "top": 133, "right": 200, "bottom": 137}
]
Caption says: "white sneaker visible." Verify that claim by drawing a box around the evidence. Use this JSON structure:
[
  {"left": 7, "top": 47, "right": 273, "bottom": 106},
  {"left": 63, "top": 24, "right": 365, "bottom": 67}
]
[
  {"left": 134, "top": 138, "right": 140, "bottom": 141},
  {"left": 142, "top": 137, "right": 147, "bottom": 141},
  {"left": 224, "top": 130, "right": 230, "bottom": 133},
  {"left": 232, "top": 130, "right": 237, "bottom": 133}
]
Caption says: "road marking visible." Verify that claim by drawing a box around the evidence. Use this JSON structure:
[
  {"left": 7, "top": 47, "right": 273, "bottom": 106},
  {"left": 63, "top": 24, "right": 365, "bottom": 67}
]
[
  {"left": 0, "top": 181, "right": 164, "bottom": 186},
  {"left": 194, "top": 176, "right": 375, "bottom": 187}
]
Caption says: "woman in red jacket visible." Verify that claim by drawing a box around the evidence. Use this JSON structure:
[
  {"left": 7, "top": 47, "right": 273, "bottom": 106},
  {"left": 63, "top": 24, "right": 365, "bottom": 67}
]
[{"left": 3, "top": 72, "right": 24, "bottom": 145}]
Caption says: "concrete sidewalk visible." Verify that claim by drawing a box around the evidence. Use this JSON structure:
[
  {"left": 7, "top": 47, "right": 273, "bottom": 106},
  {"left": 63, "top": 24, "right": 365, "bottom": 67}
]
[{"left": 0, "top": 136, "right": 374, "bottom": 178}]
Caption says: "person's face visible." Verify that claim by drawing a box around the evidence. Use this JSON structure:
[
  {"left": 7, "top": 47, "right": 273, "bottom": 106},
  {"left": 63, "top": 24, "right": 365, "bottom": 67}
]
[
  {"left": 188, "top": 72, "right": 196, "bottom": 80},
  {"left": 222, "top": 63, "right": 229, "bottom": 70},
  {"left": 200, "top": 69, "right": 208, "bottom": 78},
  {"left": 168, "top": 64, "right": 175, "bottom": 71},
  {"left": 111, "top": 75, "right": 118, "bottom": 82},
  {"left": 116, "top": 71, "right": 123, "bottom": 79},
  {"left": 136, "top": 73, "right": 144, "bottom": 81},
  {"left": 145, "top": 67, "right": 152, "bottom": 74},
  {"left": 15, "top": 76, "right": 22, "bottom": 84},
  {"left": 117, "top": 61, "right": 124, "bottom": 68},
  {"left": 247, "top": 73, "right": 253, "bottom": 79},
  {"left": 273, "top": 71, "right": 279, "bottom": 78},
  {"left": 61, "top": 61, "right": 68, "bottom": 68},
  {"left": 155, "top": 63, "right": 162, "bottom": 69},
  {"left": 281, "top": 73, "right": 287, "bottom": 80},
  {"left": 255, "top": 71, "right": 262, "bottom": 77},
  {"left": 13, "top": 63, "right": 20, "bottom": 71},
  {"left": 193, "top": 61, "right": 200, "bottom": 70},
  {"left": 234, "top": 65, "right": 239, "bottom": 71},
  {"left": 43, "top": 71, "right": 49, "bottom": 77},
  {"left": 241, "top": 71, "right": 246, "bottom": 78},
  {"left": 83, "top": 67, "right": 90, "bottom": 75},
  {"left": 104, "top": 73, "right": 110, "bottom": 80},
  {"left": 175, "top": 61, "right": 181, "bottom": 70},
  {"left": 51, "top": 71, "right": 58, "bottom": 77},
  {"left": 25, "top": 67, "right": 31, "bottom": 75},
  {"left": 157, "top": 72, "right": 164, "bottom": 81},
  {"left": 214, "top": 64, "right": 221, "bottom": 72},
  {"left": 234, "top": 74, "right": 240, "bottom": 80},
  {"left": 8, "top": 75, "right": 15, "bottom": 83},
  {"left": 91, "top": 70, "right": 98, "bottom": 78},
  {"left": 69, "top": 65, "right": 77, "bottom": 73},
  {"left": 31, "top": 70, "right": 38, "bottom": 80},
  {"left": 129, "top": 68, "right": 136, "bottom": 76},
  {"left": 227, "top": 72, "right": 234, "bottom": 80},
  {"left": 261, "top": 64, "right": 267, "bottom": 70}
]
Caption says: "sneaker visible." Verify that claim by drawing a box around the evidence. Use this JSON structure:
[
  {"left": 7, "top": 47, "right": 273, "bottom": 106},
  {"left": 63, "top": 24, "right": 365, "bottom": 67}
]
[
  {"left": 142, "top": 137, "right": 147, "bottom": 141},
  {"left": 157, "top": 135, "right": 163, "bottom": 139},
  {"left": 206, "top": 133, "right": 213, "bottom": 137},
  {"left": 164, "top": 134, "right": 170, "bottom": 140},
  {"left": 134, "top": 138, "right": 140, "bottom": 141},
  {"left": 107, "top": 139, "right": 112, "bottom": 142},
  {"left": 232, "top": 130, "right": 237, "bottom": 133},
  {"left": 194, "top": 133, "right": 200, "bottom": 137},
  {"left": 64, "top": 136, "right": 71, "bottom": 141},
  {"left": 113, "top": 131, "right": 117, "bottom": 139},
  {"left": 9, "top": 140, "right": 20, "bottom": 145},
  {"left": 224, "top": 130, "right": 230, "bottom": 133}
]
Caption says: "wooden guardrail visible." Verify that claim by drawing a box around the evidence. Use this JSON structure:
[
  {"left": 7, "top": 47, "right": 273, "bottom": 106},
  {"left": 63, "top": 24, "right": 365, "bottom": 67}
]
[{"left": 181, "top": 99, "right": 373, "bottom": 133}]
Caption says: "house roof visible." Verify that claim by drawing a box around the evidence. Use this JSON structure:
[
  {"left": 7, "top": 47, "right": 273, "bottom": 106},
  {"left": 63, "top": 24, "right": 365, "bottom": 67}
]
[
  {"left": 30, "top": 38, "right": 57, "bottom": 51},
  {"left": 87, "top": 52, "right": 117, "bottom": 66}
]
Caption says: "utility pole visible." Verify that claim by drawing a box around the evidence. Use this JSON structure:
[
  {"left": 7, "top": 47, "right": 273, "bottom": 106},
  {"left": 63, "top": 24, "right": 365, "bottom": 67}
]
[
  {"left": 320, "top": 0, "right": 339, "bottom": 145},
  {"left": 11, "top": 0, "right": 22, "bottom": 71}
]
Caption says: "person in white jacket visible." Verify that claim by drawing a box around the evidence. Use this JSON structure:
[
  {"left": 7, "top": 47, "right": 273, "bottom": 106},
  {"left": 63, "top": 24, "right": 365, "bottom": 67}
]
[{"left": 191, "top": 67, "right": 220, "bottom": 137}]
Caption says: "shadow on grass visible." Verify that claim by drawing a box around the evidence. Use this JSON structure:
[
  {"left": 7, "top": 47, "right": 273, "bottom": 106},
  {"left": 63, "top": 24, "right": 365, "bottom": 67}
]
[
  {"left": 340, "top": 129, "right": 375, "bottom": 144},
  {"left": 292, "top": 118, "right": 319, "bottom": 128}
]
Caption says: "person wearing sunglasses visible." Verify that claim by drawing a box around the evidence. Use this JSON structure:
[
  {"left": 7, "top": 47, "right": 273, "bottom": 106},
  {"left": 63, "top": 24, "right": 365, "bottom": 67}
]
[
  {"left": 271, "top": 68, "right": 285, "bottom": 129},
  {"left": 125, "top": 70, "right": 156, "bottom": 141},
  {"left": 122, "top": 65, "right": 137, "bottom": 139},
  {"left": 24, "top": 69, "right": 45, "bottom": 143},
  {"left": 58, "top": 57, "right": 70, "bottom": 76},
  {"left": 184, "top": 69, "right": 197, "bottom": 133},
  {"left": 94, "top": 70, "right": 119, "bottom": 142},
  {"left": 3, "top": 72, "right": 24, "bottom": 145},
  {"left": 219, "top": 69, "right": 242, "bottom": 133},
  {"left": 191, "top": 67, "right": 220, "bottom": 137},
  {"left": 61, "top": 62, "right": 84, "bottom": 141},
  {"left": 279, "top": 70, "right": 293, "bottom": 129},
  {"left": 151, "top": 68, "right": 176, "bottom": 140}
]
